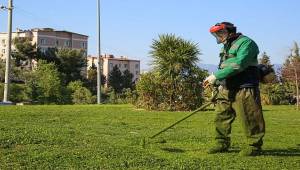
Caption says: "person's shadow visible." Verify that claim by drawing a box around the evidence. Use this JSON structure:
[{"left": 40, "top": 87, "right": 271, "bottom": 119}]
[
  {"left": 159, "top": 145, "right": 300, "bottom": 156},
  {"left": 160, "top": 147, "right": 185, "bottom": 153},
  {"left": 261, "top": 147, "right": 300, "bottom": 156},
  {"left": 235, "top": 145, "right": 300, "bottom": 156}
]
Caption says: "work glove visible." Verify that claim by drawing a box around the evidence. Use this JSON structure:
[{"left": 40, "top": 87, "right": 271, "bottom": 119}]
[{"left": 203, "top": 74, "right": 216, "bottom": 89}]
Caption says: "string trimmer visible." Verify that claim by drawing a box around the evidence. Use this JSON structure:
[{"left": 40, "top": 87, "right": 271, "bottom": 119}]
[{"left": 141, "top": 87, "right": 219, "bottom": 148}]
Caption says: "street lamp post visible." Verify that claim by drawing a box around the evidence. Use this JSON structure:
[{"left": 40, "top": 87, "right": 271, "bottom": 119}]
[
  {"left": 97, "top": 0, "right": 102, "bottom": 104},
  {"left": 3, "top": 0, "right": 13, "bottom": 103}
]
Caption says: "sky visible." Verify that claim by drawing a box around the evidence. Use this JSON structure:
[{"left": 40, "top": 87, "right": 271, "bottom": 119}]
[{"left": 1, "top": 0, "right": 300, "bottom": 70}]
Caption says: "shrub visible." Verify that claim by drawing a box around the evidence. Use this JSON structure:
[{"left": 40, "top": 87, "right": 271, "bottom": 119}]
[
  {"left": 135, "top": 34, "right": 207, "bottom": 111},
  {"left": 25, "top": 60, "right": 63, "bottom": 104},
  {"left": 72, "top": 87, "right": 94, "bottom": 104},
  {"left": 67, "top": 81, "right": 95, "bottom": 104},
  {"left": 260, "top": 83, "right": 294, "bottom": 105}
]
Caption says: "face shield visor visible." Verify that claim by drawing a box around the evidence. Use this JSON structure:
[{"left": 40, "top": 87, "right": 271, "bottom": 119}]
[
  {"left": 209, "top": 23, "right": 228, "bottom": 44},
  {"left": 211, "top": 30, "right": 228, "bottom": 44}
]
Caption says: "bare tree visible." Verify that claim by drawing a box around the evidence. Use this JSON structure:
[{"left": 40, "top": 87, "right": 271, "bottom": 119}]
[{"left": 282, "top": 42, "right": 300, "bottom": 110}]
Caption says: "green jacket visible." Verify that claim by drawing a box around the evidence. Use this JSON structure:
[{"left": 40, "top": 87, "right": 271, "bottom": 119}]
[
  {"left": 215, "top": 35, "right": 259, "bottom": 81},
  {"left": 215, "top": 35, "right": 260, "bottom": 89}
]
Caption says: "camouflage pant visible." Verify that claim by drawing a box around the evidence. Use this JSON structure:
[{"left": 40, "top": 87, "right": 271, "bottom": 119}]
[{"left": 214, "top": 86, "right": 265, "bottom": 148}]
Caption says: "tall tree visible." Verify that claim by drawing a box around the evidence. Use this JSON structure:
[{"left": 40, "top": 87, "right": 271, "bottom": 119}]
[
  {"left": 0, "top": 59, "right": 24, "bottom": 83},
  {"left": 122, "top": 69, "right": 134, "bottom": 89},
  {"left": 292, "top": 41, "right": 300, "bottom": 57},
  {"left": 108, "top": 65, "right": 123, "bottom": 93},
  {"left": 55, "top": 49, "right": 86, "bottom": 84},
  {"left": 0, "top": 59, "right": 5, "bottom": 82},
  {"left": 37, "top": 47, "right": 60, "bottom": 65},
  {"left": 86, "top": 64, "right": 106, "bottom": 95},
  {"left": 259, "top": 52, "right": 272, "bottom": 66},
  {"left": 282, "top": 42, "right": 300, "bottom": 110},
  {"left": 37, "top": 48, "right": 86, "bottom": 84},
  {"left": 12, "top": 37, "right": 37, "bottom": 69},
  {"left": 25, "top": 60, "right": 63, "bottom": 104}
]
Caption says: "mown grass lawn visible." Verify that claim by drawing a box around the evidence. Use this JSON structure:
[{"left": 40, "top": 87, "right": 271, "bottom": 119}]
[{"left": 0, "top": 104, "right": 300, "bottom": 169}]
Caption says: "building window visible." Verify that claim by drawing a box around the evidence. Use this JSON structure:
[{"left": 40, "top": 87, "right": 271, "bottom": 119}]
[
  {"left": 110, "top": 63, "right": 113, "bottom": 69},
  {"left": 2, "top": 49, "right": 5, "bottom": 53},
  {"left": 136, "top": 71, "right": 139, "bottom": 75},
  {"left": 81, "top": 42, "right": 86, "bottom": 48},
  {"left": 2, "top": 39, "right": 5, "bottom": 44},
  {"left": 118, "top": 64, "right": 121, "bottom": 68},
  {"left": 40, "top": 39, "right": 46, "bottom": 45},
  {"left": 65, "top": 40, "right": 71, "bottom": 47},
  {"left": 135, "top": 64, "right": 139, "bottom": 69},
  {"left": 124, "top": 64, "right": 128, "bottom": 68},
  {"left": 40, "top": 48, "right": 47, "bottom": 53},
  {"left": 56, "top": 40, "right": 59, "bottom": 46}
]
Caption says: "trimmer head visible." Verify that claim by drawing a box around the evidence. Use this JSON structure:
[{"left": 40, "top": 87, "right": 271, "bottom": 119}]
[
  {"left": 141, "top": 137, "right": 147, "bottom": 149},
  {"left": 140, "top": 137, "right": 167, "bottom": 149}
]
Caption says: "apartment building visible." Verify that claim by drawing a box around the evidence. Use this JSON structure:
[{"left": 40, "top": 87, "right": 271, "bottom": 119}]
[
  {"left": 87, "top": 54, "right": 140, "bottom": 84},
  {"left": 0, "top": 28, "right": 88, "bottom": 60}
]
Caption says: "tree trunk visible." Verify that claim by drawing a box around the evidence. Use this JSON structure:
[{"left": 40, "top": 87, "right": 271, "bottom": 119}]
[
  {"left": 28, "top": 58, "right": 32, "bottom": 70},
  {"left": 295, "top": 67, "right": 299, "bottom": 110},
  {"left": 296, "top": 79, "right": 299, "bottom": 110}
]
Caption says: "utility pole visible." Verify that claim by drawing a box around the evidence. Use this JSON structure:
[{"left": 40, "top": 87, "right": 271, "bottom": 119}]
[
  {"left": 3, "top": 0, "right": 13, "bottom": 103},
  {"left": 97, "top": 0, "right": 102, "bottom": 104}
]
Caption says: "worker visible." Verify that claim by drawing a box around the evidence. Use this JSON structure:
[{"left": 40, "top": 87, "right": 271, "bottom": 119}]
[{"left": 203, "top": 22, "right": 265, "bottom": 156}]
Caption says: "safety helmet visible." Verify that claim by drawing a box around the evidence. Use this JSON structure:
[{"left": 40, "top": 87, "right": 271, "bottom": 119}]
[
  {"left": 209, "top": 22, "right": 236, "bottom": 44},
  {"left": 210, "top": 22, "right": 236, "bottom": 33},
  {"left": 210, "top": 23, "right": 226, "bottom": 33}
]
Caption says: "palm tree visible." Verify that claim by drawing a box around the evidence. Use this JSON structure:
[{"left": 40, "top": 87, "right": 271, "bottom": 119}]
[{"left": 149, "top": 34, "right": 201, "bottom": 110}]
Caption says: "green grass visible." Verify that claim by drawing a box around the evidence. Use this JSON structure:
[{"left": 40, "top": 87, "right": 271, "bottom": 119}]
[{"left": 0, "top": 104, "right": 300, "bottom": 169}]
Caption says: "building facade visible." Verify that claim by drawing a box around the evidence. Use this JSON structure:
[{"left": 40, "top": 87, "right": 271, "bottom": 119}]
[
  {"left": 87, "top": 54, "right": 140, "bottom": 84},
  {"left": 0, "top": 28, "right": 88, "bottom": 60}
]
